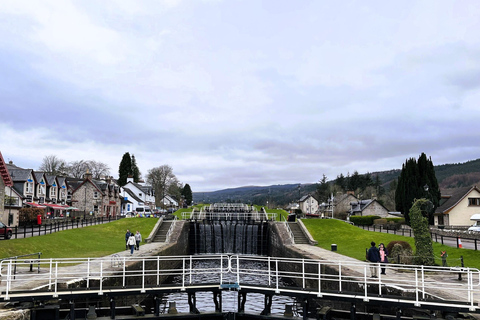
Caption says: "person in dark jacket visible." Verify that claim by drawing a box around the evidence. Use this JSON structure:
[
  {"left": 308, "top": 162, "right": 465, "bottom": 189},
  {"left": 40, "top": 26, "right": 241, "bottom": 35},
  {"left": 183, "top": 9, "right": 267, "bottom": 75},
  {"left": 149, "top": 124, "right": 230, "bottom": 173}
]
[
  {"left": 367, "top": 241, "right": 381, "bottom": 278},
  {"left": 125, "top": 229, "right": 131, "bottom": 250}
]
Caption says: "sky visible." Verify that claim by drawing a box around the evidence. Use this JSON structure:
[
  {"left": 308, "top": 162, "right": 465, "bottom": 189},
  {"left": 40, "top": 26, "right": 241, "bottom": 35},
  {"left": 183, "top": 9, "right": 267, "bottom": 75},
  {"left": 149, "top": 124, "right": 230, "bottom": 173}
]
[{"left": 1, "top": 1, "right": 480, "bottom": 192}]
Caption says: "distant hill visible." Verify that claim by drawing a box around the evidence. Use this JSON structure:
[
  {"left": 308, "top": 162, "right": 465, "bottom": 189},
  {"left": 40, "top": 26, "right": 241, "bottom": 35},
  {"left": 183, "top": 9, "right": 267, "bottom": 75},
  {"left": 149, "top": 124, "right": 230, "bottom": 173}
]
[{"left": 193, "top": 158, "right": 480, "bottom": 206}]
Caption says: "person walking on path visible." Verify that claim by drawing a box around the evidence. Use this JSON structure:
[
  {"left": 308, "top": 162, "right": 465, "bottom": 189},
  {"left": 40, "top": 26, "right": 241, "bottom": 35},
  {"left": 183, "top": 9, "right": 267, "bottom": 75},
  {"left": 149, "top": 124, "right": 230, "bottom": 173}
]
[
  {"left": 135, "top": 230, "right": 142, "bottom": 250},
  {"left": 379, "top": 243, "right": 388, "bottom": 275},
  {"left": 127, "top": 233, "right": 136, "bottom": 254},
  {"left": 367, "top": 241, "right": 381, "bottom": 278},
  {"left": 125, "top": 229, "right": 131, "bottom": 250}
]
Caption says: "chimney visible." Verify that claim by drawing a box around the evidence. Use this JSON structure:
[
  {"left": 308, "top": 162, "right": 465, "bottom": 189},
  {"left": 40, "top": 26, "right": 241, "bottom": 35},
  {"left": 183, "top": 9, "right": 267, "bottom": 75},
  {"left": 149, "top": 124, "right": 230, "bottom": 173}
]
[{"left": 84, "top": 169, "right": 93, "bottom": 180}]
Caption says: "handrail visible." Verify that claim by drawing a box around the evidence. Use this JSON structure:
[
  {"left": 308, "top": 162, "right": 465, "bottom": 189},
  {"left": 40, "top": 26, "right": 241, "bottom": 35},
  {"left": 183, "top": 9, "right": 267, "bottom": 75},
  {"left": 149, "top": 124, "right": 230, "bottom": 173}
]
[
  {"left": 280, "top": 215, "right": 295, "bottom": 241},
  {"left": 1, "top": 255, "right": 479, "bottom": 311},
  {"left": 165, "top": 216, "right": 177, "bottom": 243}
]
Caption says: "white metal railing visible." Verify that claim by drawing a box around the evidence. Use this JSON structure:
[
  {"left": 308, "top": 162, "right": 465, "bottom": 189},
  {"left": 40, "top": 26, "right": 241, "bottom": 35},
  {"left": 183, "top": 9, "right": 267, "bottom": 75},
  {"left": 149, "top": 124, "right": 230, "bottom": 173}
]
[
  {"left": 181, "top": 209, "right": 195, "bottom": 220},
  {"left": 1, "top": 255, "right": 479, "bottom": 311},
  {"left": 191, "top": 212, "right": 273, "bottom": 221},
  {"left": 280, "top": 214, "right": 294, "bottom": 241},
  {"left": 165, "top": 216, "right": 178, "bottom": 243}
]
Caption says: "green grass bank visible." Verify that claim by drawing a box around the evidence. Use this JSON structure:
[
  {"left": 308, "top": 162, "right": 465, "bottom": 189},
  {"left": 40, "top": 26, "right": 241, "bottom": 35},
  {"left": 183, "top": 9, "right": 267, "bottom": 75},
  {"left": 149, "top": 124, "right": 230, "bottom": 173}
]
[
  {"left": 302, "top": 219, "right": 480, "bottom": 269},
  {"left": 0, "top": 218, "right": 158, "bottom": 260}
]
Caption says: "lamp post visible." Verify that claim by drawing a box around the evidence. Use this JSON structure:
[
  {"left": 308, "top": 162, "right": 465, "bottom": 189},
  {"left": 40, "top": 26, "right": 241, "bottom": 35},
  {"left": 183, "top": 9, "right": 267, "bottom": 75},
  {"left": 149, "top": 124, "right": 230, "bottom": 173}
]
[{"left": 424, "top": 184, "right": 434, "bottom": 224}]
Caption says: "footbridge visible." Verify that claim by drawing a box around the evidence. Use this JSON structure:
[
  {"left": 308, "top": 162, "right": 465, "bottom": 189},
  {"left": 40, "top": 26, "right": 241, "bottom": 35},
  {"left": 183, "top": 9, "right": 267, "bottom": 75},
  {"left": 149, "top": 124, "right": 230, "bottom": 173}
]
[
  {"left": 1, "top": 255, "right": 479, "bottom": 318},
  {"left": 182, "top": 203, "right": 276, "bottom": 221}
]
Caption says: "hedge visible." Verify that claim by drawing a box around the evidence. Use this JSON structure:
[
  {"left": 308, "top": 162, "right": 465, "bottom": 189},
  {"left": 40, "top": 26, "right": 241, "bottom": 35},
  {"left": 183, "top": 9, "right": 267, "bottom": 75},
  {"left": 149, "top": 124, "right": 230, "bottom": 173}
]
[{"left": 350, "top": 215, "right": 381, "bottom": 226}]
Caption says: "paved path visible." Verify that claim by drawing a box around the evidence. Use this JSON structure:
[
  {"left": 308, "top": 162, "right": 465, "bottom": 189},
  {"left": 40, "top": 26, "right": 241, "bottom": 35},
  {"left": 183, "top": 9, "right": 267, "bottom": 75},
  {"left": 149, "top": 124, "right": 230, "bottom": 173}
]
[{"left": 293, "top": 243, "right": 480, "bottom": 316}]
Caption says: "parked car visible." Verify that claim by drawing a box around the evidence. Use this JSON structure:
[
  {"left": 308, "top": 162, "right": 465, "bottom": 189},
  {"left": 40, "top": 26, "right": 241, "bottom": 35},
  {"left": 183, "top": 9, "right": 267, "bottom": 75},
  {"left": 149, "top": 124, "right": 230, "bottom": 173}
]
[
  {"left": 0, "top": 222, "right": 13, "bottom": 239},
  {"left": 124, "top": 212, "right": 135, "bottom": 218},
  {"left": 468, "top": 214, "right": 480, "bottom": 232}
]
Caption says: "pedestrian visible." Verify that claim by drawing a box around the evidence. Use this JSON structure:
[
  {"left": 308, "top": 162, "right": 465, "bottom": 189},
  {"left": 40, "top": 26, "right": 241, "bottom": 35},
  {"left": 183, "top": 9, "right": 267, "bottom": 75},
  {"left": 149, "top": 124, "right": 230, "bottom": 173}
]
[
  {"left": 127, "top": 233, "right": 136, "bottom": 254},
  {"left": 366, "top": 241, "right": 381, "bottom": 278},
  {"left": 135, "top": 230, "right": 142, "bottom": 250},
  {"left": 441, "top": 251, "right": 448, "bottom": 267},
  {"left": 379, "top": 243, "right": 388, "bottom": 275},
  {"left": 125, "top": 229, "right": 131, "bottom": 250}
]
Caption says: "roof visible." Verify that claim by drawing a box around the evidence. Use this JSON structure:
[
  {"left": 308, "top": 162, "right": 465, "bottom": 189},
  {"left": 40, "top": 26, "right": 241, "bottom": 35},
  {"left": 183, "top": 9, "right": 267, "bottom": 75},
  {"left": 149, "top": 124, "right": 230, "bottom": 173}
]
[
  {"left": 299, "top": 194, "right": 316, "bottom": 202},
  {"left": 435, "top": 186, "right": 479, "bottom": 214},
  {"left": 122, "top": 187, "right": 143, "bottom": 203},
  {"left": 8, "top": 168, "right": 33, "bottom": 182},
  {"left": 0, "top": 151, "right": 13, "bottom": 186}
]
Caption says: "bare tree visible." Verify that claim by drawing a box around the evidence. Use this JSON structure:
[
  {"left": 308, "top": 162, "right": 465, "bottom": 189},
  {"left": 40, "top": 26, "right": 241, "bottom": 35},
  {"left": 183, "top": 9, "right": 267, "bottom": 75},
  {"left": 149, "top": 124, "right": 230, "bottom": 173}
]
[
  {"left": 66, "top": 160, "right": 90, "bottom": 178},
  {"left": 88, "top": 160, "right": 111, "bottom": 179},
  {"left": 146, "top": 165, "right": 177, "bottom": 208},
  {"left": 39, "top": 155, "right": 67, "bottom": 175}
]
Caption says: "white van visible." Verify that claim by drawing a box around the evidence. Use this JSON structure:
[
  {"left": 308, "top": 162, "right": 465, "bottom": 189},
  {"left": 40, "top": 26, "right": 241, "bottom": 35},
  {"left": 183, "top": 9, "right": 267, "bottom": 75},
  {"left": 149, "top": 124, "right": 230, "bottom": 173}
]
[{"left": 468, "top": 214, "right": 480, "bottom": 232}]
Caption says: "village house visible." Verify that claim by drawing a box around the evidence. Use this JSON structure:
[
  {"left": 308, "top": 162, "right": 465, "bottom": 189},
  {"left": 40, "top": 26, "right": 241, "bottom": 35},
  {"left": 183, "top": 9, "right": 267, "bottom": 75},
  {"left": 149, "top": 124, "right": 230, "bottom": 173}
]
[
  {"left": 299, "top": 194, "right": 319, "bottom": 215},
  {"left": 434, "top": 185, "right": 480, "bottom": 227},
  {"left": 349, "top": 199, "right": 392, "bottom": 218}
]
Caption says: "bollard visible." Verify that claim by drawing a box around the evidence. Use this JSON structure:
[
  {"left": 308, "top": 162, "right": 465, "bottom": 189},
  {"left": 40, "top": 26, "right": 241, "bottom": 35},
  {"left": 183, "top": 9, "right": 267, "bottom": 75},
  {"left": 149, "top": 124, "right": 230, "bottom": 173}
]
[
  {"left": 168, "top": 301, "right": 178, "bottom": 314},
  {"left": 86, "top": 305, "right": 97, "bottom": 319},
  {"left": 331, "top": 244, "right": 337, "bottom": 251},
  {"left": 284, "top": 305, "right": 293, "bottom": 317}
]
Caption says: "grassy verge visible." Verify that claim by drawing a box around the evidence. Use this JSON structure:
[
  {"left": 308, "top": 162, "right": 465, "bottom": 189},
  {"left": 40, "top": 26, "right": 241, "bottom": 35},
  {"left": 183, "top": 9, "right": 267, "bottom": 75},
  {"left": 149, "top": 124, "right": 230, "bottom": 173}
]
[
  {"left": 301, "top": 219, "right": 480, "bottom": 269},
  {"left": 0, "top": 218, "right": 158, "bottom": 260}
]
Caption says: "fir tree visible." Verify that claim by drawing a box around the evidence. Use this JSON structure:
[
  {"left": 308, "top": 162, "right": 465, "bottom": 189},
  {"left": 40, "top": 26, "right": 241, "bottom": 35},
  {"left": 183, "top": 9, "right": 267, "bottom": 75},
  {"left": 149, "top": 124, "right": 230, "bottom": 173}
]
[
  {"left": 131, "top": 154, "right": 141, "bottom": 183},
  {"left": 395, "top": 153, "right": 440, "bottom": 225},
  {"left": 182, "top": 184, "right": 193, "bottom": 206},
  {"left": 118, "top": 152, "right": 132, "bottom": 187}
]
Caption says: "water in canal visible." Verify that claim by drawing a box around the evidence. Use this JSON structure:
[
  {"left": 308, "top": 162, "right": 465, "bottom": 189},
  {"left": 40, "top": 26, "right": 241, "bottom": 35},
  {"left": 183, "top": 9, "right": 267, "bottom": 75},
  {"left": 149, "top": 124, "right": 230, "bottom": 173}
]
[{"left": 160, "top": 257, "right": 298, "bottom": 316}]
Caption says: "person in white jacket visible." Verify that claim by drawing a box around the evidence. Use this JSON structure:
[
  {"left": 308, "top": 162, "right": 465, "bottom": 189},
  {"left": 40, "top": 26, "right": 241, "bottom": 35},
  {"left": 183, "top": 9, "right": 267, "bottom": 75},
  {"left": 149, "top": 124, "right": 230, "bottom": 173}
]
[
  {"left": 127, "top": 234, "right": 136, "bottom": 254},
  {"left": 135, "top": 230, "right": 142, "bottom": 250}
]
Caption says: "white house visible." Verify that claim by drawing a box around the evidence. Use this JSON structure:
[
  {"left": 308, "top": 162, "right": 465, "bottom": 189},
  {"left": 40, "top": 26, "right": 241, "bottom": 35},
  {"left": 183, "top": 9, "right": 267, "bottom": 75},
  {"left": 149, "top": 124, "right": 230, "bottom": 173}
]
[
  {"left": 434, "top": 185, "right": 480, "bottom": 227},
  {"left": 299, "top": 194, "right": 318, "bottom": 215}
]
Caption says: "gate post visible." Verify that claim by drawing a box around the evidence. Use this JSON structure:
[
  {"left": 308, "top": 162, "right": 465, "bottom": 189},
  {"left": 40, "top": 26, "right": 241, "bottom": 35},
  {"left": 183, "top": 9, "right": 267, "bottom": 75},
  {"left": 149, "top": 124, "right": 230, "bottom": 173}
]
[
  {"left": 110, "top": 298, "right": 115, "bottom": 319},
  {"left": 188, "top": 292, "right": 200, "bottom": 314},
  {"left": 69, "top": 301, "right": 75, "bottom": 320},
  {"left": 154, "top": 295, "right": 160, "bottom": 316},
  {"left": 350, "top": 303, "right": 356, "bottom": 320}
]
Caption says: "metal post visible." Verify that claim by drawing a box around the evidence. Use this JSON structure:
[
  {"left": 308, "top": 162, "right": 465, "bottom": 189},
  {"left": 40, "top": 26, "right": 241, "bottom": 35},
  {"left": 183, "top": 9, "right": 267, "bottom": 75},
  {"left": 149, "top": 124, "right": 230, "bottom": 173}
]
[
  {"left": 350, "top": 303, "right": 356, "bottom": 320},
  {"left": 110, "top": 299, "right": 115, "bottom": 319},
  {"left": 70, "top": 301, "right": 75, "bottom": 320},
  {"left": 458, "top": 256, "right": 464, "bottom": 281}
]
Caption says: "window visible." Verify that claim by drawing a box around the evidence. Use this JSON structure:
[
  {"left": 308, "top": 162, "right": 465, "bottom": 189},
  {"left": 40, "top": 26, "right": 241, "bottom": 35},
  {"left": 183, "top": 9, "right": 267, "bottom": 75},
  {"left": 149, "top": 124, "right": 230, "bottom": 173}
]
[
  {"left": 51, "top": 187, "right": 57, "bottom": 197},
  {"left": 94, "top": 191, "right": 99, "bottom": 199},
  {"left": 468, "top": 198, "right": 480, "bottom": 206},
  {"left": 26, "top": 183, "right": 33, "bottom": 193}
]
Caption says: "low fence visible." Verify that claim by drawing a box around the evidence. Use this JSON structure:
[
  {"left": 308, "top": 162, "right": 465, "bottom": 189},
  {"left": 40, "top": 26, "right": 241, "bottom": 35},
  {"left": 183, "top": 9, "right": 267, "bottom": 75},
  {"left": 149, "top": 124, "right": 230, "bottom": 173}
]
[
  {"left": 5, "top": 216, "right": 120, "bottom": 240},
  {"left": 357, "top": 224, "right": 480, "bottom": 251}
]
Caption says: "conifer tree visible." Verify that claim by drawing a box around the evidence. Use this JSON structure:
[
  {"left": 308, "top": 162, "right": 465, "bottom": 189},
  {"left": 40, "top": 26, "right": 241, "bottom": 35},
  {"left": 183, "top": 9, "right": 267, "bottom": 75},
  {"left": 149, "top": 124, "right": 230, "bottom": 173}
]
[
  {"left": 182, "top": 184, "right": 193, "bottom": 206},
  {"left": 131, "top": 154, "right": 141, "bottom": 183},
  {"left": 395, "top": 153, "right": 440, "bottom": 225},
  {"left": 118, "top": 152, "right": 132, "bottom": 186}
]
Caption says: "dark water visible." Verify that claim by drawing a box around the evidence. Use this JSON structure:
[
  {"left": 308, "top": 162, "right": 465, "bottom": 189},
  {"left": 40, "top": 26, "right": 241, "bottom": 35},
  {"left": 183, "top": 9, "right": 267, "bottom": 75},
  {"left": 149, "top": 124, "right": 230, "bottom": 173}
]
[{"left": 161, "top": 258, "right": 297, "bottom": 315}]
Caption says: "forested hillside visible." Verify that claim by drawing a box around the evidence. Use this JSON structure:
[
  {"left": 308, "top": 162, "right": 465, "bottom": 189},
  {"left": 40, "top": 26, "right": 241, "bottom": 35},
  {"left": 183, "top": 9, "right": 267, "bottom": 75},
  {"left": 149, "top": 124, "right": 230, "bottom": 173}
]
[{"left": 193, "top": 158, "right": 480, "bottom": 206}]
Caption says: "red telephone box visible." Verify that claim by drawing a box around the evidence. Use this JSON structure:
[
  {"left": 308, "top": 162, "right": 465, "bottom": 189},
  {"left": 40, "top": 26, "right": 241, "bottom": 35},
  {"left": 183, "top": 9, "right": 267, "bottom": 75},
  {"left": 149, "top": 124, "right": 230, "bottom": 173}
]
[{"left": 37, "top": 214, "right": 42, "bottom": 225}]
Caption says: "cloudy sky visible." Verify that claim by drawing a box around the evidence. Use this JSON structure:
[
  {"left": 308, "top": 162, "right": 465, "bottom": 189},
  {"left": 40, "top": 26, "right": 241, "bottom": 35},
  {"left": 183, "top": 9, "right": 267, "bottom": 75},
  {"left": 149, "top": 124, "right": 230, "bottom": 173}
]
[{"left": 1, "top": 1, "right": 479, "bottom": 192}]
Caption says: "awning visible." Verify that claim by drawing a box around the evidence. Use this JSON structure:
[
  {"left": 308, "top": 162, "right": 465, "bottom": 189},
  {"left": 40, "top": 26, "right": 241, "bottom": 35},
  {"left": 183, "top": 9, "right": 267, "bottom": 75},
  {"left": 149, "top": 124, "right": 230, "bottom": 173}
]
[
  {"left": 25, "top": 202, "right": 46, "bottom": 208},
  {"left": 109, "top": 201, "right": 116, "bottom": 205},
  {"left": 43, "top": 203, "right": 67, "bottom": 210},
  {"left": 65, "top": 206, "right": 79, "bottom": 211}
]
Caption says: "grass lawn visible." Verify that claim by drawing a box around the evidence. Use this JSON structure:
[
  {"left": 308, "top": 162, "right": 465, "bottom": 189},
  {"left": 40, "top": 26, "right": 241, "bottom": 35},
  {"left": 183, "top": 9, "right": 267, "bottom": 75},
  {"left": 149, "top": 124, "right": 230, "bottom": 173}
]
[
  {"left": 0, "top": 218, "right": 158, "bottom": 260},
  {"left": 301, "top": 219, "right": 480, "bottom": 269}
]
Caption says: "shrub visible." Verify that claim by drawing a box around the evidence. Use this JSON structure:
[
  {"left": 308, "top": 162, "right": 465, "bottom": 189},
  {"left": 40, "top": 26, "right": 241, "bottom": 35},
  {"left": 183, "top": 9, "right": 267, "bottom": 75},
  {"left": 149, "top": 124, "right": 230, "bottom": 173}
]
[
  {"left": 389, "top": 243, "right": 414, "bottom": 264},
  {"left": 386, "top": 240, "right": 412, "bottom": 254},
  {"left": 19, "top": 208, "right": 44, "bottom": 225},
  {"left": 373, "top": 218, "right": 387, "bottom": 225},
  {"left": 349, "top": 215, "right": 381, "bottom": 226}
]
